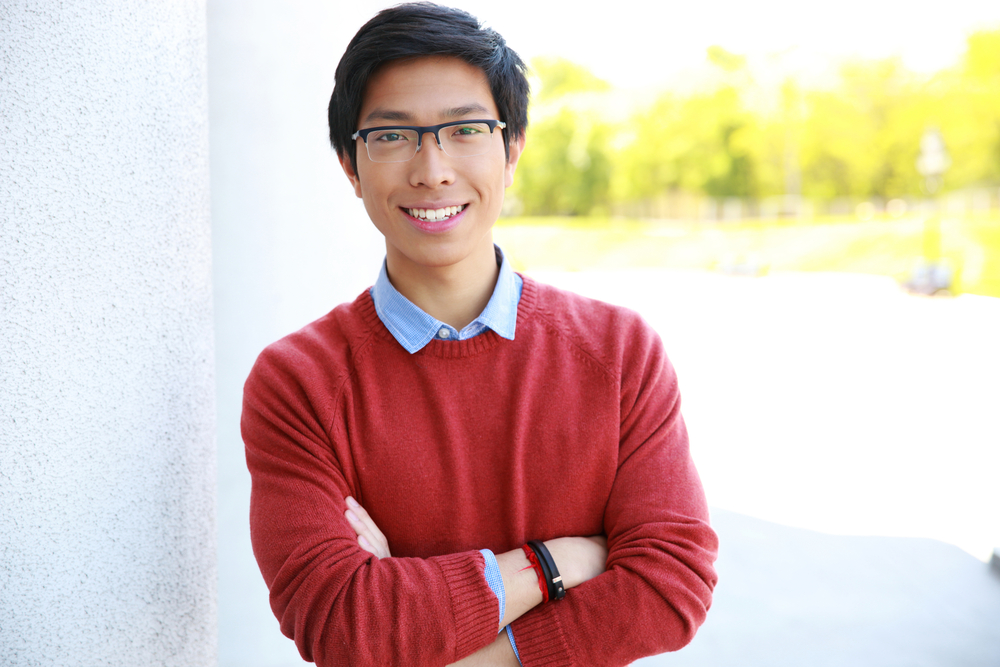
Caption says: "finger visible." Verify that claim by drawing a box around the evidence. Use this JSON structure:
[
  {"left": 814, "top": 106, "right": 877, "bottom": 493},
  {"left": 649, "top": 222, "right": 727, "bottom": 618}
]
[
  {"left": 344, "top": 507, "right": 375, "bottom": 550},
  {"left": 345, "top": 497, "right": 391, "bottom": 558},
  {"left": 345, "top": 508, "right": 387, "bottom": 557},
  {"left": 346, "top": 497, "right": 389, "bottom": 552}
]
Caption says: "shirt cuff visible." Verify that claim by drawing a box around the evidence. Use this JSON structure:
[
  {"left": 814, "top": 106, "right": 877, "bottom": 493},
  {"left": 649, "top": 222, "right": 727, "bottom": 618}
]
[
  {"left": 479, "top": 548, "right": 505, "bottom": 627},
  {"left": 505, "top": 624, "right": 523, "bottom": 665}
]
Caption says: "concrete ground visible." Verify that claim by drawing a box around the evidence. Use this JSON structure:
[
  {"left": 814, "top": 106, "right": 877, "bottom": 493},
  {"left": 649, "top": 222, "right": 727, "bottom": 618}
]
[
  {"left": 636, "top": 509, "right": 1000, "bottom": 667},
  {"left": 528, "top": 269, "right": 1000, "bottom": 666}
]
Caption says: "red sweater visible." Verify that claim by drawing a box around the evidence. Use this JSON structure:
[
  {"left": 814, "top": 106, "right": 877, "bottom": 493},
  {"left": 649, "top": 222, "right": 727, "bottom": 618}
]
[{"left": 242, "top": 275, "right": 718, "bottom": 667}]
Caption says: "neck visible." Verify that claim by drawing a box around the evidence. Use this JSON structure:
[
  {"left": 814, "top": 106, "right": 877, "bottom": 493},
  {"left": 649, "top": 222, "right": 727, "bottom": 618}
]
[{"left": 385, "top": 242, "right": 500, "bottom": 331}]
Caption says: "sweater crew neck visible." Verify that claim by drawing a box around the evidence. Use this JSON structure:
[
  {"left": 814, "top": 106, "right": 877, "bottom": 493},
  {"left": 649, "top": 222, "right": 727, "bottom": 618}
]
[{"left": 357, "top": 275, "right": 539, "bottom": 360}]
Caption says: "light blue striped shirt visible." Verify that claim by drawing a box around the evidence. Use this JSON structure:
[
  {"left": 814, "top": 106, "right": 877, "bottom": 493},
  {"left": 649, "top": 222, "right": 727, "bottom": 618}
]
[
  {"left": 370, "top": 246, "right": 522, "bottom": 354},
  {"left": 369, "top": 245, "right": 523, "bottom": 661}
]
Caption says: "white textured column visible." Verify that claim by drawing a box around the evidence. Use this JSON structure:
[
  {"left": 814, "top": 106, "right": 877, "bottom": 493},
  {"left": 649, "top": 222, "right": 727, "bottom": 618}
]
[{"left": 0, "top": 3, "right": 216, "bottom": 666}]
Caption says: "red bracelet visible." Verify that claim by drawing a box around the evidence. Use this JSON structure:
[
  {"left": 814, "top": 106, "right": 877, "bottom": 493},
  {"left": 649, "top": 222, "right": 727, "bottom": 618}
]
[{"left": 521, "top": 544, "right": 549, "bottom": 603}]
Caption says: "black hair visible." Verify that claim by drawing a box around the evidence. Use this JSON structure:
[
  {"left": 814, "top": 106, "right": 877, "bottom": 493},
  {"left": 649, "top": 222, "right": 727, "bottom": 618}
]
[{"left": 328, "top": 2, "right": 529, "bottom": 173}]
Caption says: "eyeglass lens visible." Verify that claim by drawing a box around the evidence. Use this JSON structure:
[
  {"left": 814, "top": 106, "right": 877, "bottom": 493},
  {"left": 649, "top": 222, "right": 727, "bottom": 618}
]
[{"left": 364, "top": 122, "right": 497, "bottom": 163}]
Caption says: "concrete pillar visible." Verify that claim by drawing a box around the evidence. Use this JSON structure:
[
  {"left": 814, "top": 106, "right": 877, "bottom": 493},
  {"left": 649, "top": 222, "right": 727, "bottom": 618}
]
[{"left": 0, "top": 3, "right": 216, "bottom": 666}]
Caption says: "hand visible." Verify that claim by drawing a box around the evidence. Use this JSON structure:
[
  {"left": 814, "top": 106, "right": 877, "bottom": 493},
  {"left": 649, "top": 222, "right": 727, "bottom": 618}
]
[{"left": 344, "top": 496, "right": 391, "bottom": 558}]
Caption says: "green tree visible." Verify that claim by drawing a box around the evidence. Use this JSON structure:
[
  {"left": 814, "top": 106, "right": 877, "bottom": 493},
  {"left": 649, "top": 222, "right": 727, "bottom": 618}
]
[
  {"left": 509, "top": 58, "right": 613, "bottom": 215},
  {"left": 510, "top": 35, "right": 1000, "bottom": 217},
  {"left": 800, "top": 58, "right": 929, "bottom": 200},
  {"left": 612, "top": 86, "right": 761, "bottom": 201},
  {"left": 939, "top": 28, "right": 1000, "bottom": 189},
  {"left": 513, "top": 107, "right": 612, "bottom": 215}
]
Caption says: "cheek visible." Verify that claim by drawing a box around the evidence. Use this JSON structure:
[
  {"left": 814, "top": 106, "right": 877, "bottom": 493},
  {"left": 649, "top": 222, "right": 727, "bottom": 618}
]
[
  {"left": 477, "top": 155, "right": 510, "bottom": 196},
  {"left": 356, "top": 178, "right": 391, "bottom": 226},
  {"left": 356, "top": 167, "right": 394, "bottom": 207}
]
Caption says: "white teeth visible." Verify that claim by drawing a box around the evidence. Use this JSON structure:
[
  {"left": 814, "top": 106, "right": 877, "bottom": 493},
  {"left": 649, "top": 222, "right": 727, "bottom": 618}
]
[{"left": 407, "top": 205, "right": 463, "bottom": 220}]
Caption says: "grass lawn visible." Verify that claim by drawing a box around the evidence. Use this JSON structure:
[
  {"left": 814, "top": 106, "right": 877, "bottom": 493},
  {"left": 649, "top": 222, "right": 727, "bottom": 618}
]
[{"left": 495, "top": 214, "right": 1000, "bottom": 298}]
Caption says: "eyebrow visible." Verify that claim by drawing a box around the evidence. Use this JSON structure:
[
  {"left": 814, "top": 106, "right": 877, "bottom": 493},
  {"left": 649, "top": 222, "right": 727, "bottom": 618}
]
[{"left": 362, "top": 104, "right": 493, "bottom": 125}]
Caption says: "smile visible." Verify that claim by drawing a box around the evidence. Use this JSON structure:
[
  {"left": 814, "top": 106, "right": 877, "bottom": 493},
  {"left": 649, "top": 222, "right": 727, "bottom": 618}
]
[{"left": 404, "top": 205, "right": 466, "bottom": 221}]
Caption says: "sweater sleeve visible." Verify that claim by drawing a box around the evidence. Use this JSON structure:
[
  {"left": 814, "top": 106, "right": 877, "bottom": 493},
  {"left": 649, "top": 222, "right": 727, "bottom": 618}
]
[
  {"left": 241, "top": 343, "right": 500, "bottom": 667},
  {"left": 510, "top": 317, "right": 719, "bottom": 667}
]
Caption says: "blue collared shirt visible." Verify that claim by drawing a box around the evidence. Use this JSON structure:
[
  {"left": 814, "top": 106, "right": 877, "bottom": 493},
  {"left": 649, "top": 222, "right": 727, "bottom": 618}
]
[
  {"left": 369, "top": 245, "right": 522, "bottom": 354},
  {"left": 369, "top": 245, "right": 523, "bottom": 661}
]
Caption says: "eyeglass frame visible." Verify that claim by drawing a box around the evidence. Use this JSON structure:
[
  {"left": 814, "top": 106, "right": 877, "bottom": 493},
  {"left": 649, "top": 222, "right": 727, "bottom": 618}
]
[{"left": 351, "top": 119, "right": 507, "bottom": 162}]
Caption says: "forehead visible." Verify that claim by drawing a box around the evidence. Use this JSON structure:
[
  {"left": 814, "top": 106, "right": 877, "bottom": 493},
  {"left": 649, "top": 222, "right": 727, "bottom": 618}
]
[{"left": 358, "top": 56, "right": 498, "bottom": 126}]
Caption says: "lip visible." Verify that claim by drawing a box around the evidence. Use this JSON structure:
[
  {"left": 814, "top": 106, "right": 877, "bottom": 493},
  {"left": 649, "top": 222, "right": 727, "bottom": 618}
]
[{"left": 400, "top": 204, "right": 468, "bottom": 234}]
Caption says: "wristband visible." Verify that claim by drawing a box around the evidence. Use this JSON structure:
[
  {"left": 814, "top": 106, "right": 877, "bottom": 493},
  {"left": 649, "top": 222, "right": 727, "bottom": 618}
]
[
  {"left": 521, "top": 543, "right": 548, "bottom": 602},
  {"left": 526, "top": 540, "right": 566, "bottom": 601}
]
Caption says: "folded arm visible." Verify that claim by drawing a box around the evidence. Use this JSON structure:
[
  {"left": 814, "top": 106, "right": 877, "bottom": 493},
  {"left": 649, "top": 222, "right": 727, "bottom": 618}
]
[
  {"left": 506, "top": 325, "right": 719, "bottom": 667},
  {"left": 242, "top": 300, "right": 716, "bottom": 667},
  {"left": 345, "top": 495, "right": 609, "bottom": 666},
  {"left": 243, "top": 349, "right": 608, "bottom": 667}
]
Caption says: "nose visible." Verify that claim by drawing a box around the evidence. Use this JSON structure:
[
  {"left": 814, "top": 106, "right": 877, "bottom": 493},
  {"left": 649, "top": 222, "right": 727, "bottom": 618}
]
[
  {"left": 409, "top": 130, "right": 454, "bottom": 187},
  {"left": 416, "top": 129, "right": 443, "bottom": 153}
]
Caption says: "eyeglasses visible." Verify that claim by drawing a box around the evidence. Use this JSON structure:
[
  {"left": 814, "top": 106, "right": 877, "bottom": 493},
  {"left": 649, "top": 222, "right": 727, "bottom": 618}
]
[{"left": 352, "top": 119, "right": 506, "bottom": 163}]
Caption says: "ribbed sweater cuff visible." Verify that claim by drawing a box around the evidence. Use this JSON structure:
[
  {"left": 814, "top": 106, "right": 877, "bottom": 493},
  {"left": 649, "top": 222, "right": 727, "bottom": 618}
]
[
  {"left": 436, "top": 551, "right": 499, "bottom": 661},
  {"left": 511, "top": 602, "right": 573, "bottom": 667}
]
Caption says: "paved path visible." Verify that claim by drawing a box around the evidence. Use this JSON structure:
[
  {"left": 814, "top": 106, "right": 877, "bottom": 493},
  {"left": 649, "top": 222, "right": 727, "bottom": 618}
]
[{"left": 635, "top": 509, "right": 1000, "bottom": 666}]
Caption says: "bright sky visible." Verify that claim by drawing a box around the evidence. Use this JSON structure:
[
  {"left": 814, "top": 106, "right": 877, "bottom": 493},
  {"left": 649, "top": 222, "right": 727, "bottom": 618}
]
[{"left": 338, "top": 0, "right": 1000, "bottom": 90}]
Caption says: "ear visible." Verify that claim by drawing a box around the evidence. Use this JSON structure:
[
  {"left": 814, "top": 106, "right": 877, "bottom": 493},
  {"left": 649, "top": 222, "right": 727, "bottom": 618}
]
[
  {"left": 339, "top": 152, "right": 364, "bottom": 199},
  {"left": 504, "top": 132, "right": 526, "bottom": 189}
]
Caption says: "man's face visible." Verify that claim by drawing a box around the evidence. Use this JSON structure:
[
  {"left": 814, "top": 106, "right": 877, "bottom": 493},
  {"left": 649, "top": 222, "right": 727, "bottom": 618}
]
[{"left": 341, "top": 56, "right": 523, "bottom": 279}]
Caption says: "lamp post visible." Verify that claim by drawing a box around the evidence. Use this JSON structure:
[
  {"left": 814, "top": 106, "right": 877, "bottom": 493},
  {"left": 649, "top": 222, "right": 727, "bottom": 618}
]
[
  {"left": 907, "top": 128, "right": 952, "bottom": 295},
  {"left": 916, "top": 127, "right": 950, "bottom": 196}
]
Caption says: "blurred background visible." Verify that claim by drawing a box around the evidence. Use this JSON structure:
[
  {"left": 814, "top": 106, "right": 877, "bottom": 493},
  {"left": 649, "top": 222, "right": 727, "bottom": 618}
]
[{"left": 496, "top": 3, "right": 1000, "bottom": 299}]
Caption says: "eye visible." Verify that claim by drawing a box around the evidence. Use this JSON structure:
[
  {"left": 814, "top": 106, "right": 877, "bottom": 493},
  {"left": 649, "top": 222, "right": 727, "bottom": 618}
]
[
  {"left": 451, "top": 124, "right": 484, "bottom": 137},
  {"left": 373, "top": 130, "right": 408, "bottom": 143}
]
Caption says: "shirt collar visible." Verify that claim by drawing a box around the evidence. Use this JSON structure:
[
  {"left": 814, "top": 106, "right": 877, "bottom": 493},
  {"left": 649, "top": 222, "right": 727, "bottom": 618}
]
[{"left": 370, "top": 245, "right": 522, "bottom": 354}]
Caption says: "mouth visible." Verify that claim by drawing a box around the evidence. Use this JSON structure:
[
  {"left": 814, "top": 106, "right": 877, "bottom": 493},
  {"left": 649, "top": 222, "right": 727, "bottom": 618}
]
[{"left": 403, "top": 204, "right": 467, "bottom": 222}]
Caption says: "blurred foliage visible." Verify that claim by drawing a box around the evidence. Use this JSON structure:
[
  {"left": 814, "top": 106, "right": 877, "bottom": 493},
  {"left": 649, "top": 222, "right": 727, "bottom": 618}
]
[
  {"left": 529, "top": 56, "right": 611, "bottom": 102},
  {"left": 800, "top": 58, "right": 927, "bottom": 199},
  {"left": 515, "top": 107, "right": 612, "bottom": 215},
  {"left": 611, "top": 87, "right": 760, "bottom": 200},
  {"left": 513, "top": 57, "right": 613, "bottom": 215},
  {"left": 706, "top": 45, "right": 747, "bottom": 73},
  {"left": 508, "top": 29, "right": 1000, "bottom": 216}
]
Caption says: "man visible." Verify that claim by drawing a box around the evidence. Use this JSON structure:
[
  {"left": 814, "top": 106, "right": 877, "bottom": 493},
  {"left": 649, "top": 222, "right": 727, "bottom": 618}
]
[{"left": 241, "top": 4, "right": 718, "bottom": 666}]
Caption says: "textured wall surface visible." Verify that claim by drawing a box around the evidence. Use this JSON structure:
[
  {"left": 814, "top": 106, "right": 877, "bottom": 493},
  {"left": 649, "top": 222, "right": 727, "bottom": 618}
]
[
  {"left": 0, "top": 3, "right": 217, "bottom": 666},
  {"left": 207, "top": 2, "right": 383, "bottom": 665}
]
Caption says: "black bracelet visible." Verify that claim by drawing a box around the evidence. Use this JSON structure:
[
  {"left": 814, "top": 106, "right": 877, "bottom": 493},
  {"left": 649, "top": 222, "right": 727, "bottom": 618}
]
[{"left": 527, "top": 540, "right": 566, "bottom": 601}]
